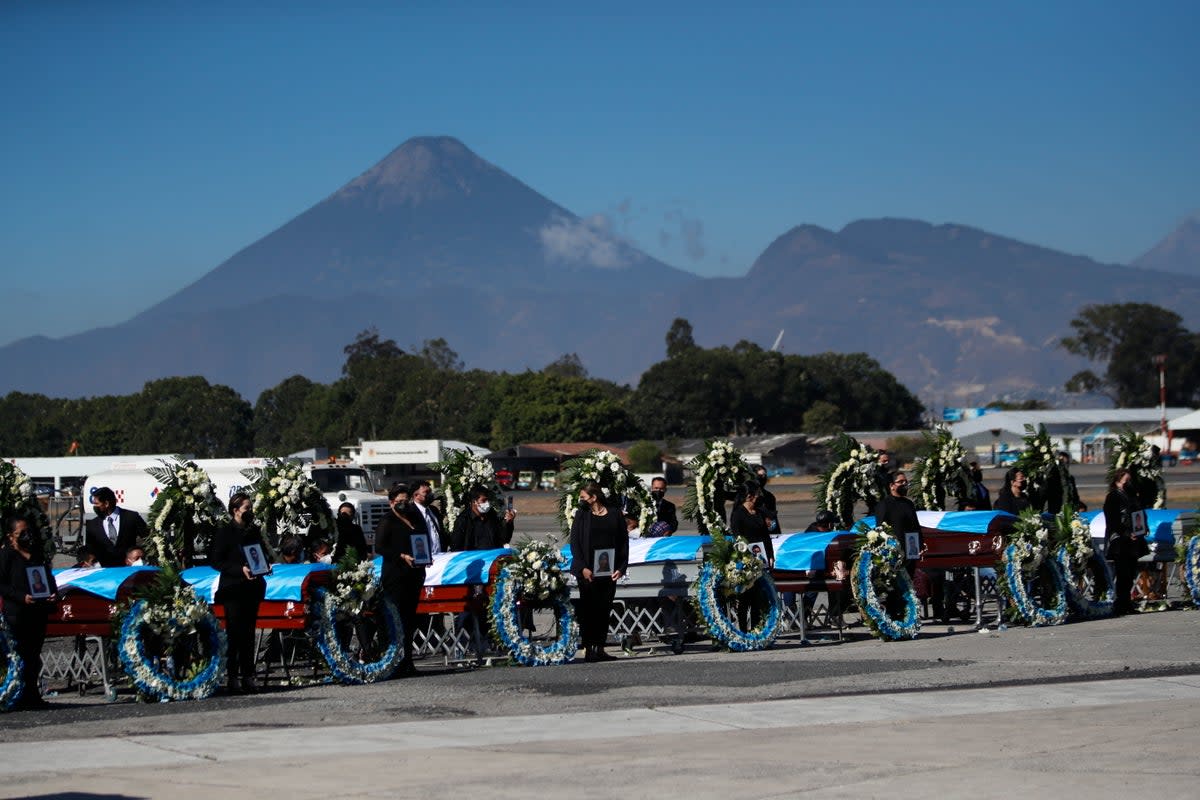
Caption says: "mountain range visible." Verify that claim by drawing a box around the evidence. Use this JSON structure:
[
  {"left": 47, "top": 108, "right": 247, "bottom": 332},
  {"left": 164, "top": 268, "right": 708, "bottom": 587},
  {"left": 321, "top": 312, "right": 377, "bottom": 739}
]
[{"left": 2, "top": 136, "right": 1198, "bottom": 407}]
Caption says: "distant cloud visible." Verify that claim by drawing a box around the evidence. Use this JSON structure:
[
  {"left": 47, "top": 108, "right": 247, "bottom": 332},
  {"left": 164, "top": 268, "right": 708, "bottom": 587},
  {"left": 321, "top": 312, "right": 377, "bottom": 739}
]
[
  {"left": 539, "top": 213, "right": 630, "bottom": 269},
  {"left": 661, "top": 209, "right": 707, "bottom": 262}
]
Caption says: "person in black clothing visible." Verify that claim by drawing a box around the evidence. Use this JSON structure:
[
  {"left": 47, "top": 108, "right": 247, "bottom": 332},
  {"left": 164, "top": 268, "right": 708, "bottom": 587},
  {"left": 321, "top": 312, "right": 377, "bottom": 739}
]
[
  {"left": 332, "top": 502, "right": 370, "bottom": 563},
  {"left": 728, "top": 481, "right": 775, "bottom": 630},
  {"left": 85, "top": 486, "right": 149, "bottom": 568},
  {"left": 993, "top": 469, "right": 1032, "bottom": 515},
  {"left": 374, "top": 483, "right": 427, "bottom": 675},
  {"left": 0, "top": 517, "right": 58, "bottom": 709},
  {"left": 966, "top": 462, "right": 992, "bottom": 511},
  {"left": 449, "top": 486, "right": 515, "bottom": 552},
  {"left": 648, "top": 477, "right": 678, "bottom": 535},
  {"left": 1104, "top": 468, "right": 1145, "bottom": 616},
  {"left": 873, "top": 472, "right": 921, "bottom": 618},
  {"left": 209, "top": 492, "right": 270, "bottom": 694},
  {"left": 570, "top": 481, "right": 628, "bottom": 662},
  {"left": 752, "top": 465, "right": 780, "bottom": 533}
]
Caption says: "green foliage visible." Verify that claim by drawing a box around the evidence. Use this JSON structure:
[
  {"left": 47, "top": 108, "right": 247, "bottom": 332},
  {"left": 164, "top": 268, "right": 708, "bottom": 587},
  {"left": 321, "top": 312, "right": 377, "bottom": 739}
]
[
  {"left": 803, "top": 401, "right": 843, "bottom": 435},
  {"left": 625, "top": 440, "right": 661, "bottom": 473},
  {"left": 489, "top": 372, "right": 634, "bottom": 448},
  {"left": 1060, "top": 302, "right": 1200, "bottom": 407}
]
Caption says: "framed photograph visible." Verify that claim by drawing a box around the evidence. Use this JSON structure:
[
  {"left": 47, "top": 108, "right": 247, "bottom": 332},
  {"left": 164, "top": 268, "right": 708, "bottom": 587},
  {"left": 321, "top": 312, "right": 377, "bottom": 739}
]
[
  {"left": 593, "top": 548, "right": 615, "bottom": 577},
  {"left": 748, "top": 542, "right": 769, "bottom": 562},
  {"left": 904, "top": 531, "right": 922, "bottom": 560},
  {"left": 26, "top": 565, "right": 51, "bottom": 599},
  {"left": 1131, "top": 509, "right": 1148, "bottom": 538},
  {"left": 242, "top": 543, "right": 269, "bottom": 576},
  {"left": 410, "top": 534, "right": 432, "bottom": 566}
]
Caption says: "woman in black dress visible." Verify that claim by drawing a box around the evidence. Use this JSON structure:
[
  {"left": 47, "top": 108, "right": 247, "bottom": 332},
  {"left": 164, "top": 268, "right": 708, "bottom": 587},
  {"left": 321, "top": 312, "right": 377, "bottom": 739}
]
[
  {"left": 209, "top": 492, "right": 270, "bottom": 694},
  {"left": 0, "top": 517, "right": 57, "bottom": 709},
  {"left": 1103, "top": 468, "right": 1145, "bottom": 616},
  {"left": 374, "top": 483, "right": 426, "bottom": 676},
  {"left": 728, "top": 481, "right": 775, "bottom": 629},
  {"left": 569, "top": 481, "right": 628, "bottom": 662}
]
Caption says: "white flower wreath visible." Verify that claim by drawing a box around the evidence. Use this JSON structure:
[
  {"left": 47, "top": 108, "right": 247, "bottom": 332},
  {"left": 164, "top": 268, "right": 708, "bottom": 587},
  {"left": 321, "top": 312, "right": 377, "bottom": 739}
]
[
  {"left": 997, "top": 512, "right": 1067, "bottom": 626},
  {"left": 488, "top": 539, "right": 579, "bottom": 665},
  {"left": 682, "top": 439, "right": 753, "bottom": 535},
  {"left": 117, "top": 590, "right": 227, "bottom": 702},
  {"left": 435, "top": 449, "right": 504, "bottom": 532},
  {"left": 556, "top": 450, "right": 654, "bottom": 537},
  {"left": 241, "top": 458, "right": 334, "bottom": 550},
  {"left": 850, "top": 524, "right": 920, "bottom": 641}
]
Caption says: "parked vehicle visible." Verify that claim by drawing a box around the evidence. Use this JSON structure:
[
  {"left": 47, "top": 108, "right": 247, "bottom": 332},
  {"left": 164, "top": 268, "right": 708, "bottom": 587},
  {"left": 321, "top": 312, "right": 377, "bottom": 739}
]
[
  {"left": 495, "top": 469, "right": 516, "bottom": 489},
  {"left": 539, "top": 470, "right": 558, "bottom": 490},
  {"left": 516, "top": 470, "right": 535, "bottom": 490}
]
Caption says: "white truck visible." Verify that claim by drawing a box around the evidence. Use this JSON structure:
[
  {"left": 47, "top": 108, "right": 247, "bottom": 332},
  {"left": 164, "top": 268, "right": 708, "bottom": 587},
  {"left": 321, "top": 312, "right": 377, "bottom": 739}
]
[{"left": 80, "top": 458, "right": 391, "bottom": 549}]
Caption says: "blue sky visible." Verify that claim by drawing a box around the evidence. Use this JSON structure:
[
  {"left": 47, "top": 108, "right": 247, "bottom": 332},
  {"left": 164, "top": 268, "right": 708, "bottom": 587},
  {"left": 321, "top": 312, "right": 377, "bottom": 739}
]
[{"left": 2, "top": 1, "right": 1197, "bottom": 347}]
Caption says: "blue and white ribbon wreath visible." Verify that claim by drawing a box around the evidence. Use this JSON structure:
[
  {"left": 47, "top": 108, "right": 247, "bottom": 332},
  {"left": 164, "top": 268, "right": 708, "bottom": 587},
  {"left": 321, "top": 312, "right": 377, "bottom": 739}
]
[
  {"left": 1056, "top": 544, "right": 1114, "bottom": 619},
  {"left": 0, "top": 617, "right": 23, "bottom": 711},
  {"left": 692, "top": 562, "right": 781, "bottom": 651},
  {"left": 118, "top": 598, "right": 227, "bottom": 701},
  {"left": 1183, "top": 535, "right": 1200, "bottom": 609},
  {"left": 850, "top": 538, "right": 920, "bottom": 641},
  {"left": 310, "top": 588, "right": 404, "bottom": 684},
  {"left": 999, "top": 544, "right": 1067, "bottom": 626},
  {"left": 489, "top": 564, "right": 579, "bottom": 666}
]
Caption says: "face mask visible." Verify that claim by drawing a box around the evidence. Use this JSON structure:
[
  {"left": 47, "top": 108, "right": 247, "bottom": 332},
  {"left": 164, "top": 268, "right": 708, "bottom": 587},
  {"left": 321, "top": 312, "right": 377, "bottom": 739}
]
[
  {"left": 16, "top": 532, "right": 34, "bottom": 551},
  {"left": 756, "top": 473, "right": 768, "bottom": 486},
  {"left": 476, "top": 501, "right": 490, "bottom": 514},
  {"left": 894, "top": 484, "right": 908, "bottom": 497},
  {"left": 318, "top": 554, "right": 332, "bottom": 565},
  {"left": 394, "top": 500, "right": 408, "bottom": 511},
  {"left": 130, "top": 558, "right": 144, "bottom": 567},
  {"left": 650, "top": 490, "right": 665, "bottom": 502},
  {"left": 92, "top": 506, "right": 104, "bottom": 518},
  {"left": 578, "top": 499, "right": 589, "bottom": 510}
]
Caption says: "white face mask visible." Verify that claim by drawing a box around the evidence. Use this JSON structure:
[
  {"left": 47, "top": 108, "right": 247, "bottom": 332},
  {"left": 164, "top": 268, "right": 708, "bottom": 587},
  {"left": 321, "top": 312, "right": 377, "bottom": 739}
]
[
  {"left": 130, "top": 558, "right": 144, "bottom": 567},
  {"left": 476, "top": 501, "right": 490, "bottom": 514},
  {"left": 318, "top": 554, "right": 332, "bottom": 565}
]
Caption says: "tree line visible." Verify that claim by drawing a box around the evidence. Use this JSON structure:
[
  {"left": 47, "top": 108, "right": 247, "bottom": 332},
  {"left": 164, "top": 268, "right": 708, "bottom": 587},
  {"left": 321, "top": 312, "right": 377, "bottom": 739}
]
[{"left": 0, "top": 319, "right": 925, "bottom": 458}]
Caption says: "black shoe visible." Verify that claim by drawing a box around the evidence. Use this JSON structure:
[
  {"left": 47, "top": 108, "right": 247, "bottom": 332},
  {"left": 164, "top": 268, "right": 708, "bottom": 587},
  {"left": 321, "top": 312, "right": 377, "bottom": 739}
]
[
  {"left": 18, "top": 695, "right": 50, "bottom": 710},
  {"left": 593, "top": 649, "right": 618, "bottom": 662},
  {"left": 240, "top": 677, "right": 259, "bottom": 694}
]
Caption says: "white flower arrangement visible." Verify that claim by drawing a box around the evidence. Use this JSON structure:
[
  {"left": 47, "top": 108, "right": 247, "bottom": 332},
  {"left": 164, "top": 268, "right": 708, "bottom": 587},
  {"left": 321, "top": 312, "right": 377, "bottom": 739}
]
[
  {"left": 0, "top": 461, "right": 55, "bottom": 563},
  {"left": 682, "top": 439, "right": 753, "bottom": 535},
  {"left": 850, "top": 523, "right": 920, "bottom": 641},
  {"left": 1109, "top": 430, "right": 1165, "bottom": 509},
  {"left": 240, "top": 458, "right": 333, "bottom": 550},
  {"left": 996, "top": 511, "right": 1067, "bottom": 626},
  {"left": 434, "top": 449, "right": 504, "bottom": 531},
  {"left": 815, "top": 434, "right": 886, "bottom": 527},
  {"left": 117, "top": 589, "right": 226, "bottom": 702},
  {"left": 692, "top": 562, "right": 780, "bottom": 651},
  {"left": 488, "top": 538, "right": 579, "bottom": 665},
  {"left": 556, "top": 450, "right": 654, "bottom": 537},
  {"left": 311, "top": 585, "right": 403, "bottom": 684},
  {"left": 1050, "top": 507, "right": 1114, "bottom": 618},
  {"left": 145, "top": 457, "right": 228, "bottom": 567},
  {"left": 911, "top": 426, "right": 972, "bottom": 511},
  {"left": 1180, "top": 532, "right": 1200, "bottom": 609},
  {"left": 327, "top": 556, "right": 379, "bottom": 618}
]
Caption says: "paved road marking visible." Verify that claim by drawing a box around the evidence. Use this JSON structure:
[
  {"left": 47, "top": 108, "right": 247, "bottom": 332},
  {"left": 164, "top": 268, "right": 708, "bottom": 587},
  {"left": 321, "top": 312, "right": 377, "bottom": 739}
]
[{"left": 2, "top": 675, "right": 1199, "bottom": 777}]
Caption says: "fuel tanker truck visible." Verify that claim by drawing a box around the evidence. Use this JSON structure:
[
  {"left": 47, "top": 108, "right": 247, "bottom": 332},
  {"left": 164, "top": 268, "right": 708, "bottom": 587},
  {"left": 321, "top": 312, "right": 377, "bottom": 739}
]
[{"left": 81, "top": 458, "right": 391, "bottom": 553}]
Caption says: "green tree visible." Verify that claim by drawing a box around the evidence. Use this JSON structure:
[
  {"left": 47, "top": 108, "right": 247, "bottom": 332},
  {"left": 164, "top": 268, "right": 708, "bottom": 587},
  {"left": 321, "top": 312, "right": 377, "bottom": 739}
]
[
  {"left": 543, "top": 353, "right": 589, "bottom": 379},
  {"left": 490, "top": 372, "right": 635, "bottom": 448},
  {"left": 123, "top": 377, "right": 253, "bottom": 457},
  {"left": 626, "top": 440, "right": 661, "bottom": 473},
  {"left": 665, "top": 318, "right": 697, "bottom": 359},
  {"left": 802, "top": 401, "right": 843, "bottom": 436},
  {"left": 1060, "top": 303, "right": 1200, "bottom": 406}
]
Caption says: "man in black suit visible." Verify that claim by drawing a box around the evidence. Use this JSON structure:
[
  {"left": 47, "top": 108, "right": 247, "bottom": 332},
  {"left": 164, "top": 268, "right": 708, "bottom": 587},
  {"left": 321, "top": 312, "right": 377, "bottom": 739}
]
[
  {"left": 85, "top": 487, "right": 148, "bottom": 568},
  {"left": 648, "top": 477, "right": 678, "bottom": 535}
]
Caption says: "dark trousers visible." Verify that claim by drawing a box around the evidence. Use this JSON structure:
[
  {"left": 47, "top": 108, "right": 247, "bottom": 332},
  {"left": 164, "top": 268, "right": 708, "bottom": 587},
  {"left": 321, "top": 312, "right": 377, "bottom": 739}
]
[
  {"left": 6, "top": 611, "right": 47, "bottom": 704},
  {"left": 1107, "top": 537, "right": 1139, "bottom": 614},
  {"left": 218, "top": 582, "right": 264, "bottom": 680},
  {"left": 578, "top": 577, "right": 616, "bottom": 648},
  {"left": 386, "top": 577, "right": 423, "bottom": 662}
]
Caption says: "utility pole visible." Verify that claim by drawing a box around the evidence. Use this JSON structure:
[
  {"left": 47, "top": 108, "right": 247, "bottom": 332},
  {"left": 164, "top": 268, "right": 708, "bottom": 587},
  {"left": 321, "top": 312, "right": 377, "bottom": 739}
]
[{"left": 1152, "top": 354, "right": 1168, "bottom": 450}]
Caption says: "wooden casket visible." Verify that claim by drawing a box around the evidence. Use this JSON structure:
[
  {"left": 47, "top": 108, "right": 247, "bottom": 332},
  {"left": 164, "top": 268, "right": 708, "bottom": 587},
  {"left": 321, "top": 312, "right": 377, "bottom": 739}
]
[{"left": 46, "top": 566, "right": 161, "bottom": 637}]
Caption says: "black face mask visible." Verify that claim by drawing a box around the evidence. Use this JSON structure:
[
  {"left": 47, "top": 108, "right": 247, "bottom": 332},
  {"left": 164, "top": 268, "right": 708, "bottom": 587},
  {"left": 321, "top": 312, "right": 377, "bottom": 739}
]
[
  {"left": 894, "top": 484, "right": 909, "bottom": 497},
  {"left": 650, "top": 490, "right": 665, "bottom": 502},
  {"left": 756, "top": 473, "right": 769, "bottom": 486},
  {"left": 578, "top": 499, "right": 589, "bottom": 510},
  {"left": 92, "top": 506, "right": 104, "bottom": 518},
  {"left": 16, "top": 531, "right": 34, "bottom": 551},
  {"left": 393, "top": 500, "right": 408, "bottom": 512}
]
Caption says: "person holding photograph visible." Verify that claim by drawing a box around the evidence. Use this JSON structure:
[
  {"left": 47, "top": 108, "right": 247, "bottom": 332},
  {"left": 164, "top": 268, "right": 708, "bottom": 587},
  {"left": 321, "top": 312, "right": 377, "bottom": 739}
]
[
  {"left": 569, "top": 481, "right": 628, "bottom": 662},
  {"left": 374, "top": 483, "right": 424, "bottom": 676},
  {"left": 728, "top": 481, "right": 775, "bottom": 629},
  {"left": 1104, "top": 467, "right": 1146, "bottom": 616},
  {"left": 0, "top": 517, "right": 58, "bottom": 709},
  {"left": 209, "top": 492, "right": 270, "bottom": 694}
]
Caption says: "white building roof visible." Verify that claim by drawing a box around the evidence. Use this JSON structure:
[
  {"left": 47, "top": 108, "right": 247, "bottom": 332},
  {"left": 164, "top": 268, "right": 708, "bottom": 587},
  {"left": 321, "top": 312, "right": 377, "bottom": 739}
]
[{"left": 950, "top": 408, "right": 1192, "bottom": 441}]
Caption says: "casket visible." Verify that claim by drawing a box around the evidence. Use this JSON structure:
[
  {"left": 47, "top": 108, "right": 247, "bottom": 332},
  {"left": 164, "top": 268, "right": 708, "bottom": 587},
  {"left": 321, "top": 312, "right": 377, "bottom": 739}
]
[
  {"left": 46, "top": 566, "right": 160, "bottom": 637},
  {"left": 561, "top": 536, "right": 711, "bottom": 599},
  {"left": 182, "top": 563, "right": 334, "bottom": 630},
  {"left": 914, "top": 511, "right": 1017, "bottom": 568},
  {"left": 405, "top": 550, "right": 511, "bottom": 613},
  {"left": 1082, "top": 509, "right": 1195, "bottom": 561},
  {"left": 770, "top": 530, "right": 858, "bottom": 593}
]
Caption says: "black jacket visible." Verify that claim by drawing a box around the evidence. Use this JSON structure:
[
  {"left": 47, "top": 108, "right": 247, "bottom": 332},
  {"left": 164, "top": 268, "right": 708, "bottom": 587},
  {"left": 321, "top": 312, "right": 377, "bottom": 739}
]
[
  {"left": 653, "top": 497, "right": 679, "bottom": 534},
  {"left": 374, "top": 507, "right": 428, "bottom": 591},
  {"left": 729, "top": 503, "right": 775, "bottom": 562},
  {"left": 333, "top": 517, "right": 370, "bottom": 562},
  {"left": 994, "top": 489, "right": 1032, "bottom": 516},
  {"left": 0, "top": 546, "right": 57, "bottom": 622},
  {"left": 84, "top": 508, "right": 148, "bottom": 568},
  {"left": 449, "top": 509, "right": 513, "bottom": 551},
  {"left": 208, "top": 521, "right": 268, "bottom": 599},
  {"left": 569, "top": 506, "right": 629, "bottom": 580},
  {"left": 873, "top": 493, "right": 920, "bottom": 535}
]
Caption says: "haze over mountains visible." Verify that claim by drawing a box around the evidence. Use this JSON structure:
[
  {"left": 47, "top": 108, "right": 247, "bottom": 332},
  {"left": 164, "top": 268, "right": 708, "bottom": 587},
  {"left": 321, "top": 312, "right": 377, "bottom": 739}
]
[{"left": 3, "top": 136, "right": 1198, "bottom": 406}]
